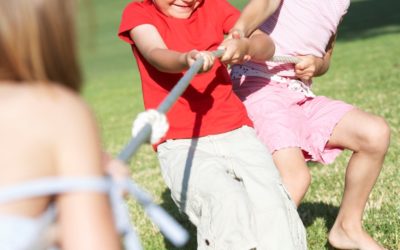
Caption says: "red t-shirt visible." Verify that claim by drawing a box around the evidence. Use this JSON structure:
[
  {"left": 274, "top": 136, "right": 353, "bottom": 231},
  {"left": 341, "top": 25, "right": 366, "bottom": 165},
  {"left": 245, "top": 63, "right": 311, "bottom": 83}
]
[{"left": 118, "top": 0, "right": 252, "bottom": 142}]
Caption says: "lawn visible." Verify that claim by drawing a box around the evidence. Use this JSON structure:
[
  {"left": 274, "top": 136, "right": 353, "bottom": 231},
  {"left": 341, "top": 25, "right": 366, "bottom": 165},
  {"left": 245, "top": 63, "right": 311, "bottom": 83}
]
[{"left": 80, "top": 0, "right": 400, "bottom": 249}]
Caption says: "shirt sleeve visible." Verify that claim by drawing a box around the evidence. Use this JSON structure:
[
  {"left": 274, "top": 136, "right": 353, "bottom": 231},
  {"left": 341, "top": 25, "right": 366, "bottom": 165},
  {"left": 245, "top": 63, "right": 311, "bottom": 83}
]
[
  {"left": 215, "top": 0, "right": 240, "bottom": 34},
  {"left": 118, "top": 1, "right": 153, "bottom": 45},
  {"left": 337, "top": 0, "right": 351, "bottom": 17}
]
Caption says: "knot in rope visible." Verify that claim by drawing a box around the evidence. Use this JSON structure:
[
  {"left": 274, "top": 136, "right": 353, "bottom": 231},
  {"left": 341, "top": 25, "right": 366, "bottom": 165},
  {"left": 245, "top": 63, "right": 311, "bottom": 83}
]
[{"left": 131, "top": 109, "right": 169, "bottom": 144}]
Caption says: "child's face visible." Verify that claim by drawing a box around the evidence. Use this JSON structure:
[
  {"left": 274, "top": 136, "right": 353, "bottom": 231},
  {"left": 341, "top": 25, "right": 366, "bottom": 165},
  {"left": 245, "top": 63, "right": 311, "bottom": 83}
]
[{"left": 153, "top": 0, "right": 203, "bottom": 19}]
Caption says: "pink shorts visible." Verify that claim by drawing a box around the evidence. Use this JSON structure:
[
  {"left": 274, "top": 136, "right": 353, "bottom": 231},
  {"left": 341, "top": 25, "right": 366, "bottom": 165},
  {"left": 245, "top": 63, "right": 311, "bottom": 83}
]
[{"left": 233, "top": 77, "right": 354, "bottom": 164}]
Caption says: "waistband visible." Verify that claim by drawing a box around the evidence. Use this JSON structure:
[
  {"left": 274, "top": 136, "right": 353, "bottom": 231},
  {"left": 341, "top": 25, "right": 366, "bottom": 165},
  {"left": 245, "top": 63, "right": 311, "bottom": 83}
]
[{"left": 230, "top": 64, "right": 315, "bottom": 98}]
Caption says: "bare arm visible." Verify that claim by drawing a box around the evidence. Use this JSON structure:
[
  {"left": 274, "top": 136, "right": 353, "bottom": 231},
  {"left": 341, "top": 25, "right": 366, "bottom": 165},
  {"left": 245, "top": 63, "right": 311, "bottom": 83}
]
[
  {"left": 231, "top": 0, "right": 282, "bottom": 37},
  {"left": 315, "top": 33, "right": 336, "bottom": 76},
  {"left": 220, "top": 29, "right": 275, "bottom": 64},
  {"left": 295, "top": 15, "right": 345, "bottom": 81},
  {"left": 294, "top": 33, "right": 337, "bottom": 81},
  {"left": 54, "top": 89, "right": 120, "bottom": 250},
  {"left": 247, "top": 29, "right": 275, "bottom": 61},
  {"left": 130, "top": 24, "right": 215, "bottom": 73},
  {"left": 220, "top": 0, "right": 280, "bottom": 64}
]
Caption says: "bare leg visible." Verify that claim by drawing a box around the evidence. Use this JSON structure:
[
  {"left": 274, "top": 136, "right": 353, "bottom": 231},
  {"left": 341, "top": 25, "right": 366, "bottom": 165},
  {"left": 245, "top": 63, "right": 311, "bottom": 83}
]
[
  {"left": 327, "top": 109, "right": 390, "bottom": 250},
  {"left": 273, "top": 148, "right": 311, "bottom": 207}
]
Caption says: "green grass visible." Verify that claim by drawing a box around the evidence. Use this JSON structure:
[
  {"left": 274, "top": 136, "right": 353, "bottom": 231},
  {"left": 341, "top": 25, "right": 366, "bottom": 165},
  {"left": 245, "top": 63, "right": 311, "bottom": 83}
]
[{"left": 80, "top": 0, "right": 400, "bottom": 249}]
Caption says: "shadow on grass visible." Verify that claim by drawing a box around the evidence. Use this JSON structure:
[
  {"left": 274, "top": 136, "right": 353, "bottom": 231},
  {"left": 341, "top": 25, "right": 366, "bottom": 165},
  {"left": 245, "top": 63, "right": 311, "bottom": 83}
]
[
  {"left": 299, "top": 201, "right": 340, "bottom": 249},
  {"left": 338, "top": 0, "right": 400, "bottom": 41},
  {"left": 299, "top": 201, "right": 339, "bottom": 229},
  {"left": 160, "top": 189, "right": 197, "bottom": 250}
]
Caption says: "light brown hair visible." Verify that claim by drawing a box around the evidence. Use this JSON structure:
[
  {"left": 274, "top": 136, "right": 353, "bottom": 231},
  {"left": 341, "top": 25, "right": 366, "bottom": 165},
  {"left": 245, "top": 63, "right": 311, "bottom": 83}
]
[{"left": 0, "top": 0, "right": 82, "bottom": 91}]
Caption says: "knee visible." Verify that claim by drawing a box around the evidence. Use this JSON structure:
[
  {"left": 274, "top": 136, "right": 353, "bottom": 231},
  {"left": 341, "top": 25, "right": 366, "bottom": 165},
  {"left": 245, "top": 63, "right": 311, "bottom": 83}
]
[
  {"left": 281, "top": 167, "right": 310, "bottom": 206},
  {"left": 282, "top": 167, "right": 311, "bottom": 189},
  {"left": 359, "top": 116, "right": 391, "bottom": 154}
]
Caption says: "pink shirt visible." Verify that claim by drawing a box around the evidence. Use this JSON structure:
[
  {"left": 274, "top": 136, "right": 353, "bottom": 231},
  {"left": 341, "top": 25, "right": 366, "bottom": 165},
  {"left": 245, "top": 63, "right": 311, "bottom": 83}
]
[
  {"left": 260, "top": 0, "right": 350, "bottom": 58},
  {"left": 232, "top": 0, "right": 350, "bottom": 90}
]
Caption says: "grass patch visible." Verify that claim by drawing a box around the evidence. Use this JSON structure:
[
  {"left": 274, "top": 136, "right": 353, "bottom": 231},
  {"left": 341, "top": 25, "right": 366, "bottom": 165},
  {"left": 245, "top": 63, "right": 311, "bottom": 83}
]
[{"left": 80, "top": 0, "right": 400, "bottom": 249}]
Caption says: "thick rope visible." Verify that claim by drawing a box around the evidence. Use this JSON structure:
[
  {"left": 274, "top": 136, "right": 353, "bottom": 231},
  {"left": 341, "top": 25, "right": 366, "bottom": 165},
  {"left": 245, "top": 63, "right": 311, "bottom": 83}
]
[
  {"left": 0, "top": 177, "right": 144, "bottom": 250},
  {"left": 116, "top": 49, "right": 224, "bottom": 248},
  {"left": 116, "top": 51, "right": 303, "bottom": 248},
  {"left": 118, "top": 49, "right": 224, "bottom": 162},
  {"left": 270, "top": 55, "right": 301, "bottom": 64}
]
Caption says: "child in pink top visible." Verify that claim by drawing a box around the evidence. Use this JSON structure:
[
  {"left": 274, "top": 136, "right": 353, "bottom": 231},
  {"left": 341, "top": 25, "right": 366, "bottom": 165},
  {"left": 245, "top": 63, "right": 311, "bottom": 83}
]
[{"left": 226, "top": 0, "right": 390, "bottom": 249}]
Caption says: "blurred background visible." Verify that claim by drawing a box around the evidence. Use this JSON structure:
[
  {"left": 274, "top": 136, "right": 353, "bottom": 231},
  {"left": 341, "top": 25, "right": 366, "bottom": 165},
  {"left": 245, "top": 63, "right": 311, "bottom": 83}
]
[{"left": 79, "top": 0, "right": 400, "bottom": 249}]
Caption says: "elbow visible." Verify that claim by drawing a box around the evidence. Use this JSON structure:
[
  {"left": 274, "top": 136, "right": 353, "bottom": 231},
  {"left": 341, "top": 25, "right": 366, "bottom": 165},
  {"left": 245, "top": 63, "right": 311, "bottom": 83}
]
[
  {"left": 249, "top": 34, "right": 275, "bottom": 62},
  {"left": 267, "top": 43, "right": 275, "bottom": 60}
]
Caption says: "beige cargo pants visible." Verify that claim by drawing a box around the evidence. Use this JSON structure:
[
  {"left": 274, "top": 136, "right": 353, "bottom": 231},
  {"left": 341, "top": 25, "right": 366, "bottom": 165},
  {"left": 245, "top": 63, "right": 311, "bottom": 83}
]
[{"left": 157, "top": 126, "right": 307, "bottom": 250}]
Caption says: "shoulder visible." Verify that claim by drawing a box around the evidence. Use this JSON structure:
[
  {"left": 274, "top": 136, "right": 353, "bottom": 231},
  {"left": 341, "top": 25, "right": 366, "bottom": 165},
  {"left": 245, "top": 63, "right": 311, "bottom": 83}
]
[
  {"left": 0, "top": 82, "right": 93, "bottom": 124},
  {"left": 16, "top": 83, "right": 98, "bottom": 145},
  {"left": 119, "top": 0, "right": 156, "bottom": 44},
  {"left": 50, "top": 84, "right": 93, "bottom": 119},
  {"left": 121, "top": 0, "right": 154, "bottom": 20},
  {"left": 43, "top": 84, "right": 103, "bottom": 176},
  {"left": 338, "top": 0, "right": 351, "bottom": 16},
  {"left": 324, "top": 0, "right": 350, "bottom": 18},
  {"left": 46, "top": 84, "right": 98, "bottom": 138},
  {"left": 0, "top": 82, "right": 101, "bottom": 175}
]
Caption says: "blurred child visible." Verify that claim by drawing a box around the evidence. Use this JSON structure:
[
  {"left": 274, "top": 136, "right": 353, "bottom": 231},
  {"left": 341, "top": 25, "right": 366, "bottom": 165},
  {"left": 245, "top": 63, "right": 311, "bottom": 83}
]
[
  {"left": 118, "top": 0, "right": 307, "bottom": 249},
  {"left": 227, "top": 0, "right": 390, "bottom": 249},
  {"left": 0, "top": 0, "right": 121, "bottom": 249}
]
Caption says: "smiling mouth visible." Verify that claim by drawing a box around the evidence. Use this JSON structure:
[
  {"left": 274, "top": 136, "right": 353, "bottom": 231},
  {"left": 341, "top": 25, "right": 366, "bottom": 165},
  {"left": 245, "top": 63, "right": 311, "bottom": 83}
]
[{"left": 173, "top": 4, "right": 191, "bottom": 8}]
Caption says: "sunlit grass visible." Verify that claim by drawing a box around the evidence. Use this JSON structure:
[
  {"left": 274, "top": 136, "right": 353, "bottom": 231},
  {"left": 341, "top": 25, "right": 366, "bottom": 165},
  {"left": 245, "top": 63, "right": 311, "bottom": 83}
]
[{"left": 81, "top": 0, "right": 400, "bottom": 249}]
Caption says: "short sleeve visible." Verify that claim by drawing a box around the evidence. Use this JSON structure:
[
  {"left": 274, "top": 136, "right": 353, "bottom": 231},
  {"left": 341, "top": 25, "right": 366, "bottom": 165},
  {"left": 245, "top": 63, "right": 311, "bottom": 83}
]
[
  {"left": 337, "top": 0, "right": 351, "bottom": 17},
  {"left": 118, "top": 1, "right": 153, "bottom": 45}
]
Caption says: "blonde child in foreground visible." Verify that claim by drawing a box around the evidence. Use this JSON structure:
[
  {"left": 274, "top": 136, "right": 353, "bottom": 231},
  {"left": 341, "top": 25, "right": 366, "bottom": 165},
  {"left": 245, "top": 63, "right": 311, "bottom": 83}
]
[
  {"left": 225, "top": 0, "right": 390, "bottom": 249},
  {"left": 0, "top": 0, "right": 122, "bottom": 249},
  {"left": 118, "top": 0, "right": 308, "bottom": 248}
]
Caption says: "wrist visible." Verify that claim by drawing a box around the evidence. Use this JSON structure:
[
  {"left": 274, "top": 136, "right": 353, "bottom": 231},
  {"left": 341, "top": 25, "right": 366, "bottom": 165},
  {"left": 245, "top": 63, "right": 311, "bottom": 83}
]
[
  {"left": 180, "top": 52, "right": 191, "bottom": 68},
  {"left": 314, "top": 57, "right": 326, "bottom": 76},
  {"left": 229, "top": 28, "right": 245, "bottom": 39}
]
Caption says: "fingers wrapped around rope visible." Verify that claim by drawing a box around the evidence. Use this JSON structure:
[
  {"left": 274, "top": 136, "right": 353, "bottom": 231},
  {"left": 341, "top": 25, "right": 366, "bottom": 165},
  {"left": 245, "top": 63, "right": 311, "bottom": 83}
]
[{"left": 131, "top": 109, "right": 169, "bottom": 144}]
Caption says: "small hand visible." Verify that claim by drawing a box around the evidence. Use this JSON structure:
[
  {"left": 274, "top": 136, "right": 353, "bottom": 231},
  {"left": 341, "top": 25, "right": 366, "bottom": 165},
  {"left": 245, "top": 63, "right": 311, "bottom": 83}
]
[
  {"left": 294, "top": 55, "right": 323, "bottom": 82},
  {"left": 226, "top": 29, "right": 245, "bottom": 40},
  {"left": 186, "top": 50, "right": 216, "bottom": 73},
  {"left": 219, "top": 38, "right": 251, "bottom": 64},
  {"left": 103, "top": 153, "right": 130, "bottom": 181},
  {"left": 219, "top": 29, "right": 251, "bottom": 64}
]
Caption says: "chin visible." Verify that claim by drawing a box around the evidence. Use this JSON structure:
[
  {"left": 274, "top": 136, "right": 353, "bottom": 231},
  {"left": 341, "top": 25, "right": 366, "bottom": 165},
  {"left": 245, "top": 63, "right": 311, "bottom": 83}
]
[
  {"left": 177, "top": 14, "right": 191, "bottom": 18},
  {"left": 169, "top": 10, "right": 193, "bottom": 19}
]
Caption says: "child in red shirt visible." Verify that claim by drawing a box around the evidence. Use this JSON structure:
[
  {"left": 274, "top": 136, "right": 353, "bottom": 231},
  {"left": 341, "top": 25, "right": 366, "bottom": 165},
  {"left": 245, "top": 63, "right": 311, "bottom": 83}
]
[{"left": 118, "top": 0, "right": 306, "bottom": 248}]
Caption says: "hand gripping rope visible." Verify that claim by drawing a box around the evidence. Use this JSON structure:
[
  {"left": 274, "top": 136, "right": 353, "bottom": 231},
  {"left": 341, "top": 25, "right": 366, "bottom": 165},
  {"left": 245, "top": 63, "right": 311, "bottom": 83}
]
[
  {"left": 118, "top": 49, "right": 225, "bottom": 161},
  {"left": 117, "top": 50, "right": 300, "bottom": 246},
  {"left": 116, "top": 49, "right": 225, "bottom": 249},
  {"left": 0, "top": 52, "right": 300, "bottom": 250}
]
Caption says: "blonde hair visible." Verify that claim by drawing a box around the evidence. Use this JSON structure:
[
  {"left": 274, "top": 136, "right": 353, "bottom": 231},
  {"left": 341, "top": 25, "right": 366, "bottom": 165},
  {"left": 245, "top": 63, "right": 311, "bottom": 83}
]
[{"left": 0, "top": 0, "right": 82, "bottom": 92}]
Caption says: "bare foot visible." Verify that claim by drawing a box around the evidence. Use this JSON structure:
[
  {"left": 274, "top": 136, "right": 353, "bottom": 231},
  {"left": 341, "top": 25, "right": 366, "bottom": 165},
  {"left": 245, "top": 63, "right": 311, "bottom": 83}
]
[{"left": 328, "top": 222, "right": 386, "bottom": 250}]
